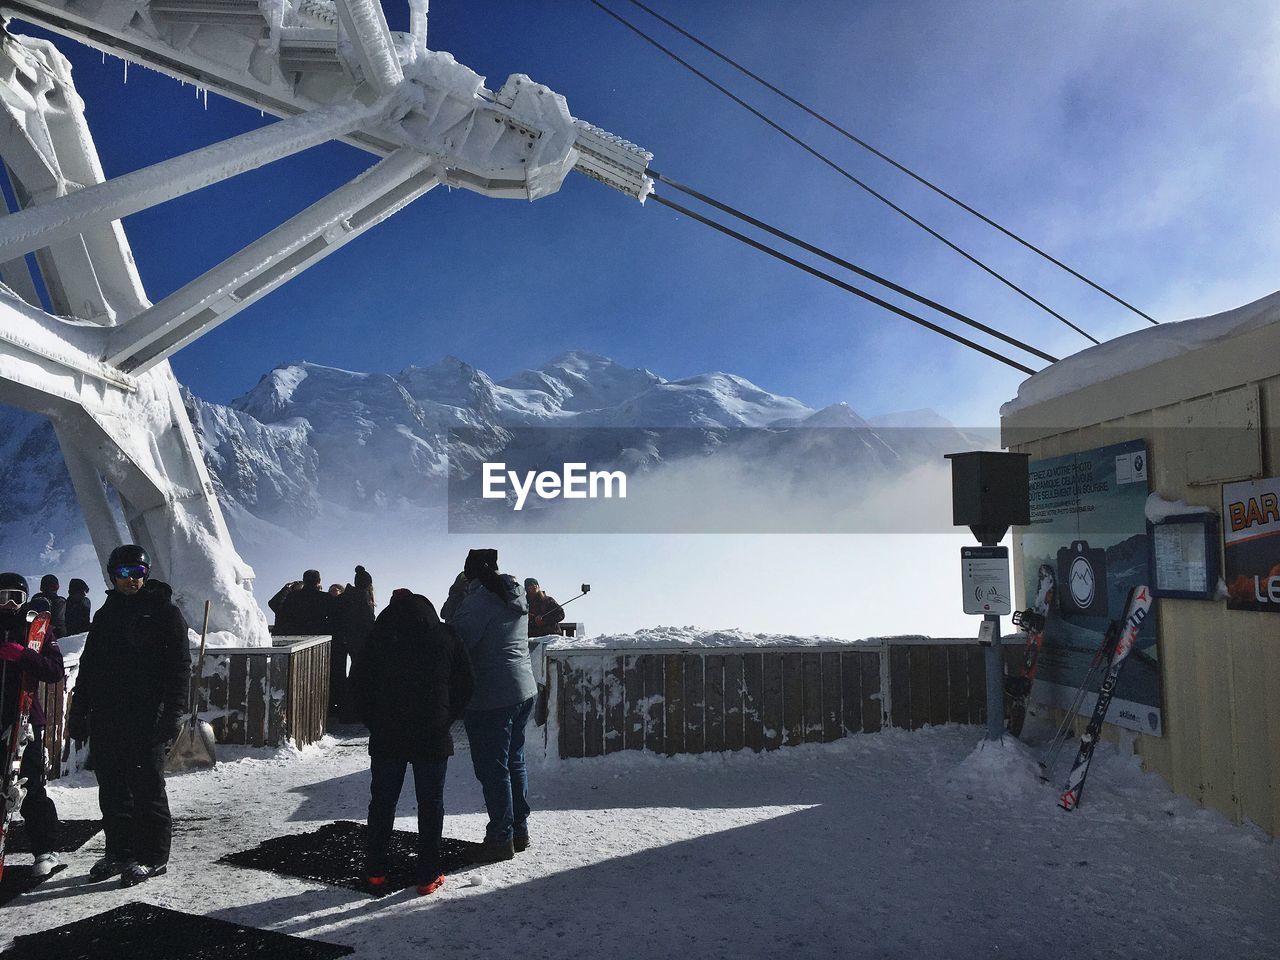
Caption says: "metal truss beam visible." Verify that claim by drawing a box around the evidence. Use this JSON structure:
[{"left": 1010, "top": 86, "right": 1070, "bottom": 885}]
[
  {"left": 110, "top": 150, "right": 439, "bottom": 373},
  {"left": 0, "top": 99, "right": 376, "bottom": 265}
]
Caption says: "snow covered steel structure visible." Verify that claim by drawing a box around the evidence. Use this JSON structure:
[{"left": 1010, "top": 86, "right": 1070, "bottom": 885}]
[{"left": 0, "top": 0, "right": 653, "bottom": 643}]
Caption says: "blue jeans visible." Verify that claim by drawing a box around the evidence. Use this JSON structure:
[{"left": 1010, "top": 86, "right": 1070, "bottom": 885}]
[
  {"left": 366, "top": 755, "right": 448, "bottom": 881},
  {"left": 464, "top": 697, "right": 535, "bottom": 843}
]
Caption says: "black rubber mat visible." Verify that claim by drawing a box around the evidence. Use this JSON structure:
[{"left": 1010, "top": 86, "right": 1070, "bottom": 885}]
[
  {"left": 5, "top": 819, "right": 101, "bottom": 854},
  {"left": 0, "top": 902, "right": 353, "bottom": 959},
  {"left": 219, "top": 820, "right": 478, "bottom": 895},
  {"left": 0, "top": 863, "right": 67, "bottom": 908}
]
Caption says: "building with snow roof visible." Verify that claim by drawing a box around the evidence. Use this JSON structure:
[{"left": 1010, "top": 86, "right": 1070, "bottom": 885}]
[{"left": 1002, "top": 291, "right": 1280, "bottom": 836}]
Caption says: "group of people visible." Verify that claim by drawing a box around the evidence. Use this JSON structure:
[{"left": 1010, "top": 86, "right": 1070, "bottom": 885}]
[
  {"left": 285, "top": 549, "right": 568, "bottom": 895},
  {"left": 3, "top": 543, "right": 573, "bottom": 899},
  {"left": 268, "top": 566, "right": 376, "bottom": 721}
]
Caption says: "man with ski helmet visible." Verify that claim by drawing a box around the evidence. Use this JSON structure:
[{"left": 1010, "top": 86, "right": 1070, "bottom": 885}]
[
  {"left": 0, "top": 572, "right": 65, "bottom": 877},
  {"left": 64, "top": 545, "right": 191, "bottom": 888}
]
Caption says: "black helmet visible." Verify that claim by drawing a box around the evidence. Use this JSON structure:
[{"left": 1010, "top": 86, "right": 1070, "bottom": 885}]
[
  {"left": 106, "top": 544, "right": 150, "bottom": 578},
  {"left": 0, "top": 572, "right": 28, "bottom": 607}
]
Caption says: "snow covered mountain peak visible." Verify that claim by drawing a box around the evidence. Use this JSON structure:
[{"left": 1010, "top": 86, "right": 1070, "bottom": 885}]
[
  {"left": 614, "top": 371, "right": 812, "bottom": 428},
  {"left": 497, "top": 351, "right": 664, "bottom": 420},
  {"left": 397, "top": 356, "right": 501, "bottom": 420},
  {"left": 786, "top": 402, "right": 873, "bottom": 429}
]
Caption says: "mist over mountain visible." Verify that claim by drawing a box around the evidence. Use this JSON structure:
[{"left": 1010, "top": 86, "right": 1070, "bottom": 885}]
[{"left": 0, "top": 351, "right": 986, "bottom": 581}]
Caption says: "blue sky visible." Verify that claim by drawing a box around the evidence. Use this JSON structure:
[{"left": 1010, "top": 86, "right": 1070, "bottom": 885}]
[{"left": 16, "top": 0, "right": 1280, "bottom": 424}]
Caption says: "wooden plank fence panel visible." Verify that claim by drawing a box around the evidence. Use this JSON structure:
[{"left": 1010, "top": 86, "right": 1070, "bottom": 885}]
[
  {"left": 907, "top": 646, "right": 931, "bottom": 730},
  {"left": 967, "top": 645, "right": 986, "bottom": 724},
  {"left": 268, "top": 652, "right": 288, "bottom": 746},
  {"left": 642, "top": 655, "right": 664, "bottom": 754},
  {"left": 861, "top": 652, "right": 883, "bottom": 733},
  {"left": 704, "top": 654, "right": 725, "bottom": 752},
  {"left": 801, "top": 652, "right": 823, "bottom": 743},
  {"left": 946, "top": 647, "right": 970, "bottom": 725},
  {"left": 840, "top": 652, "right": 863, "bottom": 735},
  {"left": 545, "top": 642, "right": 1002, "bottom": 763},
  {"left": 821, "top": 652, "right": 843, "bottom": 742},
  {"left": 663, "top": 655, "right": 685, "bottom": 756},
  {"left": 299, "top": 646, "right": 313, "bottom": 745},
  {"left": 724, "top": 655, "right": 745, "bottom": 752},
  {"left": 889, "top": 646, "right": 911, "bottom": 729},
  {"left": 604, "top": 655, "right": 626, "bottom": 755},
  {"left": 583, "top": 656, "right": 605, "bottom": 759},
  {"left": 246, "top": 655, "right": 267, "bottom": 747},
  {"left": 40, "top": 681, "right": 65, "bottom": 780},
  {"left": 781, "top": 653, "right": 804, "bottom": 747},
  {"left": 742, "top": 653, "right": 764, "bottom": 752},
  {"left": 301, "top": 644, "right": 320, "bottom": 746},
  {"left": 317, "top": 642, "right": 331, "bottom": 741},
  {"left": 208, "top": 653, "right": 230, "bottom": 742},
  {"left": 227, "top": 654, "right": 248, "bottom": 744},
  {"left": 559, "top": 658, "right": 585, "bottom": 759},
  {"left": 249, "top": 660, "right": 270, "bottom": 747},
  {"left": 928, "top": 647, "right": 951, "bottom": 728},
  {"left": 762, "top": 653, "right": 784, "bottom": 750},
  {"left": 683, "top": 655, "right": 705, "bottom": 755},
  {"left": 622, "top": 655, "right": 645, "bottom": 751}
]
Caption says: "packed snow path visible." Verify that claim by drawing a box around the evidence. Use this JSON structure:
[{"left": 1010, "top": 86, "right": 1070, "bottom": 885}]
[{"left": 4, "top": 724, "right": 1277, "bottom": 960}]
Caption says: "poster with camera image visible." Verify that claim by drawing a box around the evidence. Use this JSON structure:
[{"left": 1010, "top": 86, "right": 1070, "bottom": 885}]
[{"left": 1022, "top": 439, "right": 1163, "bottom": 736}]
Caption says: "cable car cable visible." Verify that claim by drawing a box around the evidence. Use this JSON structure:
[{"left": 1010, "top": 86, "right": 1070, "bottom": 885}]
[
  {"left": 618, "top": 0, "right": 1158, "bottom": 326},
  {"left": 649, "top": 191, "right": 1039, "bottom": 376},
  {"left": 648, "top": 169, "right": 1058, "bottom": 364},
  {"left": 591, "top": 0, "right": 1101, "bottom": 345}
]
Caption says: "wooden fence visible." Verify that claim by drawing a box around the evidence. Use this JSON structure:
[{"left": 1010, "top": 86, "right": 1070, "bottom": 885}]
[
  {"left": 548, "top": 638, "right": 1022, "bottom": 759},
  {"left": 42, "top": 636, "right": 331, "bottom": 779},
  {"left": 195, "top": 636, "right": 330, "bottom": 748}
]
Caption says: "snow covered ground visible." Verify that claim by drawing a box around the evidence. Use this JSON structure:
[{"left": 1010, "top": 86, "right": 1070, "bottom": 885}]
[{"left": 4, "top": 720, "right": 1277, "bottom": 960}]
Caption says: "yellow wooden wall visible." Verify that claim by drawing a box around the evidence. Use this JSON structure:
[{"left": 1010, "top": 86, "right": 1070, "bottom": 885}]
[{"left": 1003, "top": 338, "right": 1280, "bottom": 836}]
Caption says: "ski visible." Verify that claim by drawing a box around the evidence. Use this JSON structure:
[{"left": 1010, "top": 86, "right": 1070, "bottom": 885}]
[
  {"left": 1038, "top": 621, "right": 1121, "bottom": 782},
  {"left": 1005, "top": 564, "right": 1056, "bottom": 737},
  {"left": 1058, "top": 586, "right": 1152, "bottom": 812},
  {"left": 0, "top": 609, "right": 52, "bottom": 882}
]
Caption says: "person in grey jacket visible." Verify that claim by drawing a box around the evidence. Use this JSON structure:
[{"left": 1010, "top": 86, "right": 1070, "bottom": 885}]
[{"left": 444, "top": 548, "right": 536, "bottom": 862}]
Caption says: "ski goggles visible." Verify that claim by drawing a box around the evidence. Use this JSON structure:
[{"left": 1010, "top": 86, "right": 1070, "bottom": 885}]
[
  {"left": 0, "top": 589, "right": 27, "bottom": 607},
  {"left": 110, "top": 564, "right": 149, "bottom": 581}
]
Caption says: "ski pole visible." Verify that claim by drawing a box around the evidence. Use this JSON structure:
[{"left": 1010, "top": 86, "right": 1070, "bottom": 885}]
[
  {"left": 1038, "top": 621, "right": 1121, "bottom": 779},
  {"left": 1039, "top": 658, "right": 1105, "bottom": 780}
]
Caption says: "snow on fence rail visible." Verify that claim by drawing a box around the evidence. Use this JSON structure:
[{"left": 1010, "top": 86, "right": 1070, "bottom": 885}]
[{"left": 546, "top": 638, "right": 1021, "bottom": 759}]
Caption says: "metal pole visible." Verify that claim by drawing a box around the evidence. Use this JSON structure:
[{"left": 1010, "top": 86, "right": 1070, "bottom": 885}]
[{"left": 984, "top": 613, "right": 1004, "bottom": 740}]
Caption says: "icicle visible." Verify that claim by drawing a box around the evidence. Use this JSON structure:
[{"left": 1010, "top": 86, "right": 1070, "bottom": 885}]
[
  {"left": 203, "top": 88, "right": 208, "bottom": 110},
  {"left": 123, "top": 59, "right": 129, "bottom": 83}
]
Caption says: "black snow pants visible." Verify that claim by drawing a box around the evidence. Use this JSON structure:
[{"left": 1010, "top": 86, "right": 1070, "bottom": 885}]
[
  {"left": 91, "top": 734, "right": 172, "bottom": 866},
  {"left": 19, "top": 734, "right": 59, "bottom": 855}
]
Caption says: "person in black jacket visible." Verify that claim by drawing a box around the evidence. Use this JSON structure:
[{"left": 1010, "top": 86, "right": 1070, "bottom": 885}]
[
  {"left": 0, "top": 572, "right": 65, "bottom": 876},
  {"left": 65, "top": 578, "right": 92, "bottom": 636},
  {"left": 33, "top": 574, "right": 66, "bottom": 640},
  {"left": 270, "top": 569, "right": 333, "bottom": 636},
  {"left": 332, "top": 565, "right": 375, "bottom": 722},
  {"left": 352, "top": 588, "right": 473, "bottom": 896},
  {"left": 64, "top": 545, "right": 190, "bottom": 889}
]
